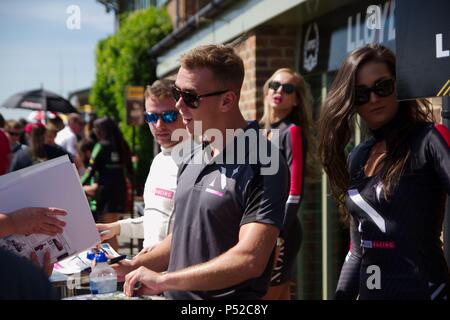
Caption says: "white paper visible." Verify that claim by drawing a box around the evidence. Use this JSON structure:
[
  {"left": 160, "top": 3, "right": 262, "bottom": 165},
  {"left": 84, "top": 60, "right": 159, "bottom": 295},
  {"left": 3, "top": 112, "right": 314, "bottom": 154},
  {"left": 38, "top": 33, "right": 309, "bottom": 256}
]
[
  {"left": 0, "top": 155, "right": 100, "bottom": 266},
  {"left": 53, "top": 243, "right": 121, "bottom": 275}
]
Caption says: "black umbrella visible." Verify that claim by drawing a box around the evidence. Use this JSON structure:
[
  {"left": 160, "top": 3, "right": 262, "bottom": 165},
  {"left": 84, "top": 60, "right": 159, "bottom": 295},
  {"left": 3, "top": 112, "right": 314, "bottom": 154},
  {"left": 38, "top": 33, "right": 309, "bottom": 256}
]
[{"left": 1, "top": 88, "right": 77, "bottom": 114}]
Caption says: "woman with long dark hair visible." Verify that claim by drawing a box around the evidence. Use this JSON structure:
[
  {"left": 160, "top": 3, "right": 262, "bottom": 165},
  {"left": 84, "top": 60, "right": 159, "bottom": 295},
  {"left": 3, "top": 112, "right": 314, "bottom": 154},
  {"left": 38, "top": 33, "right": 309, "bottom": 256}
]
[
  {"left": 318, "top": 44, "right": 450, "bottom": 299},
  {"left": 260, "top": 68, "right": 316, "bottom": 299},
  {"left": 81, "top": 116, "right": 132, "bottom": 250}
]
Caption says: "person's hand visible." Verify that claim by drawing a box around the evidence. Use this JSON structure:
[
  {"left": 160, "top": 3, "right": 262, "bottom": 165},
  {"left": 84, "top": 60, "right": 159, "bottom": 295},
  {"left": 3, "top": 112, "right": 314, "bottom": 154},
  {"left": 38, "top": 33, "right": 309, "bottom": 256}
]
[
  {"left": 135, "top": 245, "right": 154, "bottom": 257},
  {"left": 123, "top": 266, "right": 163, "bottom": 297},
  {"left": 10, "top": 207, "right": 67, "bottom": 236},
  {"left": 30, "top": 251, "right": 54, "bottom": 277},
  {"left": 111, "top": 259, "right": 137, "bottom": 282},
  {"left": 83, "top": 183, "right": 98, "bottom": 197},
  {"left": 96, "top": 222, "right": 120, "bottom": 241}
]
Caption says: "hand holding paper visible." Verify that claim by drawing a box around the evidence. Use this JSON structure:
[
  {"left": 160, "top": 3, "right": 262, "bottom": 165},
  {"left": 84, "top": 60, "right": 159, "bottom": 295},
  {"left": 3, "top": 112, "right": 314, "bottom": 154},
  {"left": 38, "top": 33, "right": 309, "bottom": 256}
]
[
  {"left": 0, "top": 156, "right": 100, "bottom": 267},
  {"left": 10, "top": 207, "right": 67, "bottom": 236}
]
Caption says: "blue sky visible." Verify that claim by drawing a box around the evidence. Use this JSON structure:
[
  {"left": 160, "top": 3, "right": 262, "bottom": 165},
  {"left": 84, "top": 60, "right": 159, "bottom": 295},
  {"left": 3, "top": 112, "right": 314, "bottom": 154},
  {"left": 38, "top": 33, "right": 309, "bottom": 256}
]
[{"left": 0, "top": 0, "right": 114, "bottom": 119}]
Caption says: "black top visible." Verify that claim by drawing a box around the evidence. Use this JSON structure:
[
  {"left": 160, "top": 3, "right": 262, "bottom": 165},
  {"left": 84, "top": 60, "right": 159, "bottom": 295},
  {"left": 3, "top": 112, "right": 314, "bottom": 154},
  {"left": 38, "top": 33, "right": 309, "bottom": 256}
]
[
  {"left": 268, "top": 114, "right": 305, "bottom": 284},
  {"left": 81, "top": 140, "right": 131, "bottom": 186},
  {"left": 336, "top": 122, "right": 450, "bottom": 300},
  {"left": 165, "top": 121, "right": 289, "bottom": 300},
  {"left": 0, "top": 248, "right": 57, "bottom": 300}
]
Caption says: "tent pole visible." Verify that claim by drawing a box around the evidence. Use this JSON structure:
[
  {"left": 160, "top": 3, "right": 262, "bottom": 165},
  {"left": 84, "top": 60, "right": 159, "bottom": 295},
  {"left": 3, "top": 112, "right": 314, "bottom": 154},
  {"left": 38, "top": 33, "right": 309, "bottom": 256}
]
[{"left": 41, "top": 83, "right": 48, "bottom": 125}]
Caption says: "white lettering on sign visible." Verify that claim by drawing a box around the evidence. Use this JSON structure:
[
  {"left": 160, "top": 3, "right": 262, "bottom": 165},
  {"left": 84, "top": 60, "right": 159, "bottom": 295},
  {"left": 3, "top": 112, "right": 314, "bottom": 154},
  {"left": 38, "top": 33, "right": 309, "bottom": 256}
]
[
  {"left": 436, "top": 33, "right": 450, "bottom": 58},
  {"left": 347, "top": 0, "right": 396, "bottom": 53},
  {"left": 303, "top": 23, "right": 320, "bottom": 72},
  {"left": 366, "top": 5, "right": 381, "bottom": 30}
]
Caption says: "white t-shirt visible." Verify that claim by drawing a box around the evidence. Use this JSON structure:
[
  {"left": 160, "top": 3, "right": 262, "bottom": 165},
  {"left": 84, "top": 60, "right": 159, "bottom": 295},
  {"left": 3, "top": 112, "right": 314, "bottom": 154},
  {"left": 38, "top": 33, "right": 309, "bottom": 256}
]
[
  {"left": 55, "top": 126, "right": 78, "bottom": 156},
  {"left": 119, "top": 139, "right": 195, "bottom": 248}
]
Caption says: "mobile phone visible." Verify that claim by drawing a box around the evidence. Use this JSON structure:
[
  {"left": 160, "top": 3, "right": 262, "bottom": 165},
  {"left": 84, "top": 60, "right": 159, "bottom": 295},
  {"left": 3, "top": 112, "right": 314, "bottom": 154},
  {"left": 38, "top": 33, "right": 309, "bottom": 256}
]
[{"left": 108, "top": 255, "right": 127, "bottom": 264}]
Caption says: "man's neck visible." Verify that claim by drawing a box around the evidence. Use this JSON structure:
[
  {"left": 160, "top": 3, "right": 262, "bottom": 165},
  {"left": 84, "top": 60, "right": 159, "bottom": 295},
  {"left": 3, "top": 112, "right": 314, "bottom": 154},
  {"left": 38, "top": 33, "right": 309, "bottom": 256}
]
[{"left": 206, "top": 113, "right": 248, "bottom": 157}]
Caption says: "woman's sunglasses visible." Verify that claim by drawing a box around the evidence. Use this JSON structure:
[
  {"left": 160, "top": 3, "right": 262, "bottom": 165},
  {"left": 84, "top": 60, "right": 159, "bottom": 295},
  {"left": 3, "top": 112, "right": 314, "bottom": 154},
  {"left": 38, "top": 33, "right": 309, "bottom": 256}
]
[
  {"left": 143, "top": 111, "right": 179, "bottom": 124},
  {"left": 268, "top": 81, "right": 296, "bottom": 94},
  {"left": 354, "top": 78, "right": 395, "bottom": 106},
  {"left": 171, "top": 85, "right": 228, "bottom": 109}
]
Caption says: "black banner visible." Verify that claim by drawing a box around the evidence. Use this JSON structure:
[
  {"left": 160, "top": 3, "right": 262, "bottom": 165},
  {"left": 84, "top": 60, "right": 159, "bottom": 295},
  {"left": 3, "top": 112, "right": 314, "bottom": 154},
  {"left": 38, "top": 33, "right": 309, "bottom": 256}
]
[
  {"left": 300, "top": 0, "right": 395, "bottom": 75},
  {"left": 396, "top": 0, "right": 450, "bottom": 100}
]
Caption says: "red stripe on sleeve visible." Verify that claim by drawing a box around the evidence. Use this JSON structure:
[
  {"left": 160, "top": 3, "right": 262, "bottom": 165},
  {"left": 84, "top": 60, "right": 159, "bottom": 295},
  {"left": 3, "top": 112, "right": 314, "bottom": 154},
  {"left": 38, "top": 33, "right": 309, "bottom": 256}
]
[
  {"left": 289, "top": 125, "right": 304, "bottom": 196},
  {"left": 435, "top": 124, "right": 450, "bottom": 147}
]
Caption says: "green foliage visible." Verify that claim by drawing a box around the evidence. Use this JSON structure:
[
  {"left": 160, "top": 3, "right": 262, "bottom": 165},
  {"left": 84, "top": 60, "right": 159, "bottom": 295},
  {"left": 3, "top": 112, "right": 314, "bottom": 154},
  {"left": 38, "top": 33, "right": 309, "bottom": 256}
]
[{"left": 90, "top": 7, "right": 172, "bottom": 193}]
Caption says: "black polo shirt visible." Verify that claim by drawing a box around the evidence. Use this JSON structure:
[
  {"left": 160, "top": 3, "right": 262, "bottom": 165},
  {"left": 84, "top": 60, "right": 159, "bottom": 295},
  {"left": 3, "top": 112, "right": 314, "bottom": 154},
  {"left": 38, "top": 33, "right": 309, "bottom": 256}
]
[{"left": 165, "top": 121, "right": 289, "bottom": 300}]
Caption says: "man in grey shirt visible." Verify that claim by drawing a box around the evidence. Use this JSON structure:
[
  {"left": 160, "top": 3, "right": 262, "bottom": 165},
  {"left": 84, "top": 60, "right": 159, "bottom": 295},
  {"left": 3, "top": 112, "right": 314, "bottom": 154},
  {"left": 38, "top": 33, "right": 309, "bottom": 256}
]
[{"left": 116, "top": 44, "right": 289, "bottom": 300}]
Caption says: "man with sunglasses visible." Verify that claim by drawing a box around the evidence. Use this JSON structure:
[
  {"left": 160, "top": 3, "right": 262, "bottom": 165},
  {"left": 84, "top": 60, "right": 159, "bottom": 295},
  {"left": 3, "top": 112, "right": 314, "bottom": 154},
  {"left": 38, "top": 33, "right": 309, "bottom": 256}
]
[
  {"left": 5, "top": 120, "right": 29, "bottom": 172},
  {"left": 4, "top": 120, "right": 28, "bottom": 154},
  {"left": 120, "top": 45, "right": 289, "bottom": 300},
  {"left": 97, "top": 79, "right": 190, "bottom": 256}
]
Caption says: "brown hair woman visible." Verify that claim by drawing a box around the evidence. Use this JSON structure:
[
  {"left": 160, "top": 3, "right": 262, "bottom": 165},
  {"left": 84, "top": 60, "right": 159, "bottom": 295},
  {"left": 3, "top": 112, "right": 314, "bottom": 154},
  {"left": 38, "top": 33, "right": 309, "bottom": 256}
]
[{"left": 318, "top": 44, "right": 450, "bottom": 300}]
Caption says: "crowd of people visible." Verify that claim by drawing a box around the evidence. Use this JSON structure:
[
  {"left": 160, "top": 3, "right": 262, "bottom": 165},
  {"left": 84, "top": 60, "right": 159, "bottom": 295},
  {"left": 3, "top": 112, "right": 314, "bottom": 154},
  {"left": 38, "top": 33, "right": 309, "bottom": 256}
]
[{"left": 0, "top": 43, "right": 449, "bottom": 300}]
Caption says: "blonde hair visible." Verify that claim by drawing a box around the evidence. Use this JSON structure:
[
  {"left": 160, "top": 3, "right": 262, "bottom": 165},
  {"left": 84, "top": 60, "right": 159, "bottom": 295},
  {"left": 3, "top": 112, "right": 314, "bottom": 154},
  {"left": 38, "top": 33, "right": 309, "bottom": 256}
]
[
  {"left": 260, "top": 68, "right": 319, "bottom": 181},
  {"left": 145, "top": 79, "right": 175, "bottom": 100},
  {"left": 260, "top": 68, "right": 314, "bottom": 130},
  {"left": 179, "top": 44, "right": 244, "bottom": 95}
]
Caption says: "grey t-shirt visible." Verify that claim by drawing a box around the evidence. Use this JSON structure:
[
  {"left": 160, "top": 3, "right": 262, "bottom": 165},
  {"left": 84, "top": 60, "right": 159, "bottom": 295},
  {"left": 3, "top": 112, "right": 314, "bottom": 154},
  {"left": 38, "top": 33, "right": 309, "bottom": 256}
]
[{"left": 165, "top": 121, "right": 289, "bottom": 300}]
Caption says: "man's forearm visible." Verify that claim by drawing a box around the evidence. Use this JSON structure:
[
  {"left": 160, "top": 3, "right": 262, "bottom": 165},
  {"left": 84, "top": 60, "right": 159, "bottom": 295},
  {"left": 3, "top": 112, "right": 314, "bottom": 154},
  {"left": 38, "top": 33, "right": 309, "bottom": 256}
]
[
  {"left": 132, "top": 233, "right": 172, "bottom": 272},
  {"left": 157, "top": 223, "right": 279, "bottom": 292},
  {"left": 158, "top": 247, "right": 264, "bottom": 292}
]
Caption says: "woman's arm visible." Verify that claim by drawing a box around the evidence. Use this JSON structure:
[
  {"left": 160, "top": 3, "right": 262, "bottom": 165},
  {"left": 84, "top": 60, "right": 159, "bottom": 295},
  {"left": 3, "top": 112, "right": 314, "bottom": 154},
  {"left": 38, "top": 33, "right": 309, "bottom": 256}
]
[
  {"left": 335, "top": 217, "right": 362, "bottom": 300},
  {"left": 429, "top": 124, "right": 450, "bottom": 194}
]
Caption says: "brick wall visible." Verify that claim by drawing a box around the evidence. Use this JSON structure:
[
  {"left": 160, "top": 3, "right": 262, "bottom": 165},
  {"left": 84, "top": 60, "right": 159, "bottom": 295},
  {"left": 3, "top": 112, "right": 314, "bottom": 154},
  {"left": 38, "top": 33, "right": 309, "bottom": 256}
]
[
  {"left": 233, "top": 32, "right": 258, "bottom": 120},
  {"left": 166, "top": 0, "right": 210, "bottom": 29},
  {"left": 233, "top": 25, "right": 297, "bottom": 121}
]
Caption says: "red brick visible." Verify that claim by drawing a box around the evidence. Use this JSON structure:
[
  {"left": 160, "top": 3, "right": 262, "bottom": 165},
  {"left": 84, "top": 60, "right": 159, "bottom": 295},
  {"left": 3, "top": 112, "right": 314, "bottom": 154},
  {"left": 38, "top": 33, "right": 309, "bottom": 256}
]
[
  {"left": 270, "top": 38, "right": 295, "bottom": 47},
  {"left": 270, "top": 58, "right": 295, "bottom": 69},
  {"left": 284, "top": 48, "right": 295, "bottom": 58},
  {"left": 256, "top": 48, "right": 282, "bottom": 57},
  {"left": 255, "top": 58, "right": 269, "bottom": 68}
]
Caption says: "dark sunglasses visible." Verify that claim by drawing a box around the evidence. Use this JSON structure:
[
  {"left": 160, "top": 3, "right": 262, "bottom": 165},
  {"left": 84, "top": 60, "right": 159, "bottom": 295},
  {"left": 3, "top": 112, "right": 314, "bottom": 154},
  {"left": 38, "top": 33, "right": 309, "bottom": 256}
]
[
  {"left": 354, "top": 78, "right": 395, "bottom": 106},
  {"left": 171, "top": 85, "right": 228, "bottom": 109},
  {"left": 143, "top": 111, "right": 179, "bottom": 124},
  {"left": 7, "top": 131, "right": 22, "bottom": 137},
  {"left": 268, "top": 81, "right": 296, "bottom": 94}
]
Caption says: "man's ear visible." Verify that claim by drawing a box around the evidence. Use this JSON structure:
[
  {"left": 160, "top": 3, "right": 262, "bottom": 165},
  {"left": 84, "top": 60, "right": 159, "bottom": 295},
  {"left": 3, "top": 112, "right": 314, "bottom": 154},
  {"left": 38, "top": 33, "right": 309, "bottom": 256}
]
[{"left": 218, "top": 91, "right": 238, "bottom": 112}]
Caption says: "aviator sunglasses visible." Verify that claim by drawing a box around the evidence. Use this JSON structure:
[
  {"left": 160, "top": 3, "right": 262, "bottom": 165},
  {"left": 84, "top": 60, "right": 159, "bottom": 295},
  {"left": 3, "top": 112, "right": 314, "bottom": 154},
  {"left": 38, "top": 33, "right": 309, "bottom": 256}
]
[
  {"left": 143, "top": 111, "right": 179, "bottom": 124},
  {"left": 354, "top": 78, "right": 395, "bottom": 106},
  {"left": 171, "top": 85, "right": 229, "bottom": 109},
  {"left": 268, "top": 81, "right": 296, "bottom": 94}
]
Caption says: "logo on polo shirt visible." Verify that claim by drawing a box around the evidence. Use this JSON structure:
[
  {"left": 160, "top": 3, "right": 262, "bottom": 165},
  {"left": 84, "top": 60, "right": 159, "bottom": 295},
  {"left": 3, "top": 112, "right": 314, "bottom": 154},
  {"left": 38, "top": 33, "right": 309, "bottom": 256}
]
[
  {"left": 155, "top": 188, "right": 174, "bottom": 199},
  {"left": 205, "top": 166, "right": 240, "bottom": 197}
]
